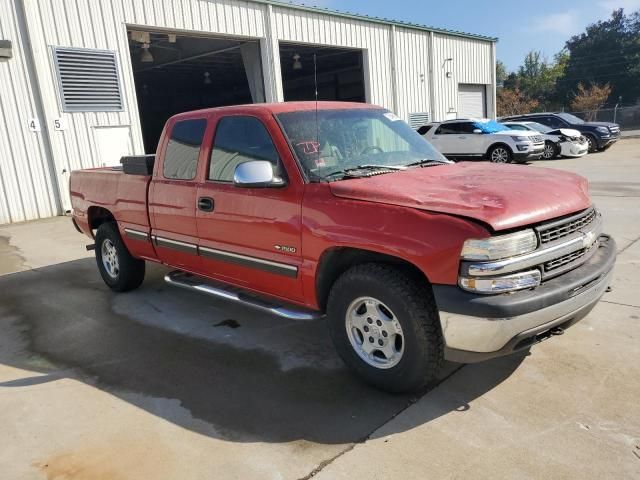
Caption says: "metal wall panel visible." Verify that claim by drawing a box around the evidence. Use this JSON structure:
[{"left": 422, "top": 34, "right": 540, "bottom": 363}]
[
  {"left": 431, "top": 33, "right": 494, "bottom": 121},
  {"left": 21, "top": 0, "right": 268, "bottom": 213},
  {"left": 272, "top": 6, "right": 394, "bottom": 109},
  {"left": 393, "top": 27, "right": 431, "bottom": 122},
  {"left": 0, "top": 0, "right": 59, "bottom": 224}
]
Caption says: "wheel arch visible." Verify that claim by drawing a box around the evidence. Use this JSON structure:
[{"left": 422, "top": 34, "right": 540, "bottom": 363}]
[
  {"left": 315, "top": 247, "right": 431, "bottom": 312},
  {"left": 486, "top": 142, "right": 513, "bottom": 157},
  {"left": 87, "top": 206, "right": 116, "bottom": 232},
  {"left": 583, "top": 132, "right": 598, "bottom": 152}
]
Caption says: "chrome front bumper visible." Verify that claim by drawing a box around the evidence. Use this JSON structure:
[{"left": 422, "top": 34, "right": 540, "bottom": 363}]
[{"left": 434, "top": 235, "right": 616, "bottom": 363}]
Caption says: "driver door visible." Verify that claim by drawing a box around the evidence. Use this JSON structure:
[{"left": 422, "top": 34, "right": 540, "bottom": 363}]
[
  {"left": 195, "top": 114, "right": 305, "bottom": 302},
  {"left": 454, "top": 121, "right": 484, "bottom": 155}
]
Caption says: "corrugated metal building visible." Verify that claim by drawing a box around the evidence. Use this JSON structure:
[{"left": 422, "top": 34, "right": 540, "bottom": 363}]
[{"left": 0, "top": 0, "right": 496, "bottom": 225}]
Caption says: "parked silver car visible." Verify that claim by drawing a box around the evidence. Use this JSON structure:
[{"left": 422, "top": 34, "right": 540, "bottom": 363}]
[{"left": 503, "top": 121, "right": 589, "bottom": 160}]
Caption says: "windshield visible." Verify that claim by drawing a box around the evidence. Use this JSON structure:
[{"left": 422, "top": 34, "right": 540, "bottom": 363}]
[
  {"left": 526, "top": 122, "right": 552, "bottom": 133},
  {"left": 557, "top": 112, "right": 584, "bottom": 124},
  {"left": 276, "top": 109, "right": 448, "bottom": 181}
]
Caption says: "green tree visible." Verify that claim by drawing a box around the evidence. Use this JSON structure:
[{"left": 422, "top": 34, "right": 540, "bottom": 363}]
[
  {"left": 516, "top": 51, "right": 567, "bottom": 108},
  {"left": 557, "top": 8, "right": 640, "bottom": 104}
]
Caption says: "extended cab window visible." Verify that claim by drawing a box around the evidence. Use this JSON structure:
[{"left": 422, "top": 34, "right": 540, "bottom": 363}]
[
  {"left": 209, "top": 116, "right": 280, "bottom": 182},
  {"left": 163, "top": 119, "right": 207, "bottom": 180}
]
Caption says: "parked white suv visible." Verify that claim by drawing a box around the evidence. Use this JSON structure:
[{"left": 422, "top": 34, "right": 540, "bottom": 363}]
[{"left": 418, "top": 119, "right": 545, "bottom": 163}]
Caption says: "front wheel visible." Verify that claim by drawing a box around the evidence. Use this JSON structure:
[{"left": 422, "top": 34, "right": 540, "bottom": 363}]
[
  {"left": 542, "top": 141, "right": 559, "bottom": 160},
  {"left": 95, "top": 222, "right": 145, "bottom": 292},
  {"left": 327, "top": 264, "right": 443, "bottom": 393},
  {"left": 585, "top": 134, "right": 598, "bottom": 153},
  {"left": 488, "top": 145, "right": 512, "bottom": 163}
]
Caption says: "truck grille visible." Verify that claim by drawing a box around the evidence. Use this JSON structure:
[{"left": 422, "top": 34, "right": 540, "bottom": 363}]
[
  {"left": 610, "top": 126, "right": 620, "bottom": 137},
  {"left": 544, "top": 248, "right": 587, "bottom": 271},
  {"left": 531, "top": 135, "right": 543, "bottom": 143},
  {"left": 537, "top": 208, "right": 597, "bottom": 244}
]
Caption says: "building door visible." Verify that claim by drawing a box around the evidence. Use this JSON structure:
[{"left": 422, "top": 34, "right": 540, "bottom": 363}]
[{"left": 458, "top": 84, "right": 486, "bottom": 119}]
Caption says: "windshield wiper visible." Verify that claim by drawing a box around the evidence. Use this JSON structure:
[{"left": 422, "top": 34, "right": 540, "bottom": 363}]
[
  {"left": 324, "top": 165, "right": 403, "bottom": 181},
  {"left": 355, "top": 164, "right": 406, "bottom": 170},
  {"left": 403, "top": 158, "right": 449, "bottom": 168}
]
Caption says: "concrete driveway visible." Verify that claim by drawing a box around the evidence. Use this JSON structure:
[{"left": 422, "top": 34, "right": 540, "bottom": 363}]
[{"left": 1, "top": 139, "right": 639, "bottom": 479}]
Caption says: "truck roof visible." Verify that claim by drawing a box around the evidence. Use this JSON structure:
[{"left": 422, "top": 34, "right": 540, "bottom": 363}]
[{"left": 171, "top": 101, "right": 383, "bottom": 121}]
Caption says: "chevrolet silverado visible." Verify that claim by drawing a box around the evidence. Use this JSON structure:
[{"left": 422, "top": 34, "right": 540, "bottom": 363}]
[{"left": 70, "top": 102, "right": 616, "bottom": 392}]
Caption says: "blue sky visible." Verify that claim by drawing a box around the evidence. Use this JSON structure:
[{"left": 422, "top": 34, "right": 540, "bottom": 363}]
[{"left": 294, "top": 0, "right": 640, "bottom": 72}]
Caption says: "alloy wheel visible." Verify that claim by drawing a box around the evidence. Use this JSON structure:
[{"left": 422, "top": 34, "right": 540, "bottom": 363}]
[
  {"left": 490, "top": 147, "right": 509, "bottom": 163},
  {"left": 101, "top": 239, "right": 120, "bottom": 279},
  {"left": 345, "top": 296, "right": 405, "bottom": 369}
]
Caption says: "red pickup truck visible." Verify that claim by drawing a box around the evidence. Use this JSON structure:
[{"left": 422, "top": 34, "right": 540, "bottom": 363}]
[{"left": 70, "top": 102, "right": 616, "bottom": 392}]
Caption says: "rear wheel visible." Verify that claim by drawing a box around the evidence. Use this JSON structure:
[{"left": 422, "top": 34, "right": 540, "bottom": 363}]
[
  {"left": 488, "top": 145, "right": 512, "bottom": 163},
  {"left": 542, "top": 141, "right": 558, "bottom": 160},
  {"left": 95, "top": 222, "right": 145, "bottom": 292},
  {"left": 327, "top": 263, "right": 443, "bottom": 393}
]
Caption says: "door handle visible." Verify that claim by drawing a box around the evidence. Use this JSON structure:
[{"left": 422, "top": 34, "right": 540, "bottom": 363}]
[{"left": 198, "top": 197, "right": 214, "bottom": 212}]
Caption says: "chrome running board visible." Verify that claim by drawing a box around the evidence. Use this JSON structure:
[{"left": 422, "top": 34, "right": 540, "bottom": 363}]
[{"left": 164, "top": 271, "right": 323, "bottom": 321}]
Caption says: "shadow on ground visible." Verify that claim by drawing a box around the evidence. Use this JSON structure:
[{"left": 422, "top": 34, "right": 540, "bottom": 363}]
[{"left": 0, "top": 259, "right": 525, "bottom": 444}]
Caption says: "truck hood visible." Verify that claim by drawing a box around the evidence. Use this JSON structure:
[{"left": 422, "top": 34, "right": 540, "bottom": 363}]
[{"left": 329, "top": 162, "right": 591, "bottom": 231}]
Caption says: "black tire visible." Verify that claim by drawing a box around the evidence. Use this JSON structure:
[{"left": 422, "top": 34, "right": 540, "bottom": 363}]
[
  {"left": 488, "top": 144, "right": 513, "bottom": 163},
  {"left": 585, "top": 134, "right": 598, "bottom": 153},
  {"left": 542, "top": 141, "right": 559, "bottom": 160},
  {"left": 326, "top": 263, "right": 443, "bottom": 393},
  {"left": 95, "top": 222, "right": 145, "bottom": 292}
]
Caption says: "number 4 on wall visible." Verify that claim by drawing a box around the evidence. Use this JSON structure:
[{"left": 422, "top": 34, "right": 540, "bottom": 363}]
[{"left": 28, "top": 118, "right": 41, "bottom": 132}]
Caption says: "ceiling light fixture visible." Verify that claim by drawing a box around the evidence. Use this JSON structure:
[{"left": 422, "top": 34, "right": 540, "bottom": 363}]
[
  {"left": 203, "top": 72, "right": 211, "bottom": 85},
  {"left": 140, "top": 43, "right": 154, "bottom": 63},
  {"left": 292, "top": 53, "right": 302, "bottom": 70}
]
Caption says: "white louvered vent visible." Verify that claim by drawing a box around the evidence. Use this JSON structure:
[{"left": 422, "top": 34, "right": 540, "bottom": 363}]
[
  {"left": 408, "top": 112, "right": 431, "bottom": 129},
  {"left": 53, "top": 47, "right": 123, "bottom": 112}
]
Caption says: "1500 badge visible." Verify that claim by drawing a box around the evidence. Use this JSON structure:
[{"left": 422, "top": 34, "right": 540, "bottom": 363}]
[{"left": 275, "top": 245, "right": 297, "bottom": 253}]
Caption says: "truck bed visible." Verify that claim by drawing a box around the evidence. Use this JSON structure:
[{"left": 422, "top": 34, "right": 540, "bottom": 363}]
[{"left": 70, "top": 166, "right": 152, "bottom": 236}]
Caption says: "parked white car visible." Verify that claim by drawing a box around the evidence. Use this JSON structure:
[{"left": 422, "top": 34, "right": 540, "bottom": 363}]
[
  {"left": 502, "top": 121, "right": 589, "bottom": 159},
  {"left": 418, "top": 119, "right": 545, "bottom": 163}
]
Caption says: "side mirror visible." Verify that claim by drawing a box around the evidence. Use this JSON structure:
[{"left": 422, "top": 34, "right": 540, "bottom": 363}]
[
  {"left": 473, "top": 129, "right": 483, "bottom": 134},
  {"left": 233, "top": 160, "right": 285, "bottom": 188}
]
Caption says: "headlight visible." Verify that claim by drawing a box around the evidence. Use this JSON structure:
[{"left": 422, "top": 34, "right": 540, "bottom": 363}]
[
  {"left": 459, "top": 270, "right": 541, "bottom": 294},
  {"left": 461, "top": 229, "right": 538, "bottom": 261},
  {"left": 511, "top": 135, "right": 529, "bottom": 141},
  {"left": 596, "top": 126, "right": 609, "bottom": 134}
]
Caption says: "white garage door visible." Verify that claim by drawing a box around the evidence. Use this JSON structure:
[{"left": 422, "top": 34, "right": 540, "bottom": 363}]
[{"left": 458, "top": 84, "right": 486, "bottom": 119}]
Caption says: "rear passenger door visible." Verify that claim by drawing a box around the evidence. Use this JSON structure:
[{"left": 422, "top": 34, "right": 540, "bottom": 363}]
[
  {"left": 149, "top": 117, "right": 208, "bottom": 272},
  {"left": 195, "top": 114, "right": 305, "bottom": 302}
]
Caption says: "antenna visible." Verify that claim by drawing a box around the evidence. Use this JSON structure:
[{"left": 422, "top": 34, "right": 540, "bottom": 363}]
[{"left": 314, "top": 53, "right": 319, "bottom": 164}]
